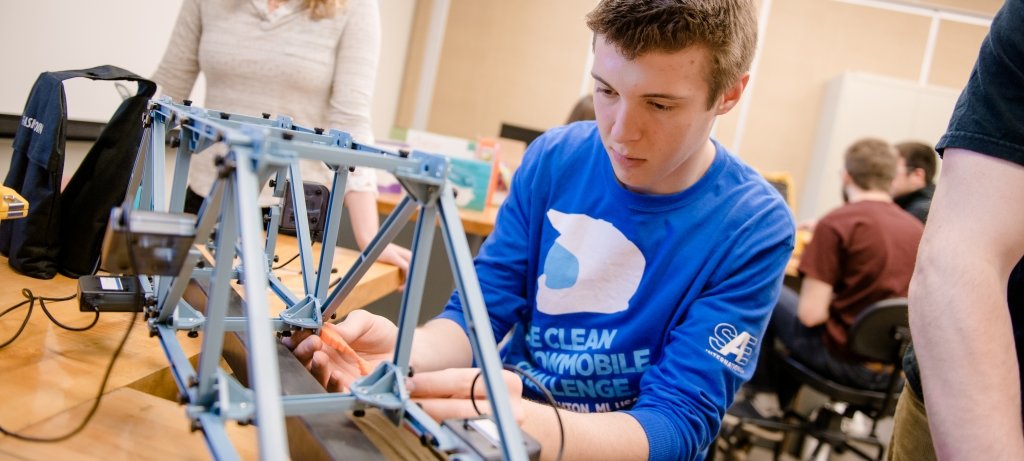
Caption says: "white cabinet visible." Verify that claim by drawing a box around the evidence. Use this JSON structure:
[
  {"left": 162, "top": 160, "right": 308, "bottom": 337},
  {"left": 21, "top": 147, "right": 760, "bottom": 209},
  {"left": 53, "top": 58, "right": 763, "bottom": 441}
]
[{"left": 799, "top": 72, "right": 960, "bottom": 221}]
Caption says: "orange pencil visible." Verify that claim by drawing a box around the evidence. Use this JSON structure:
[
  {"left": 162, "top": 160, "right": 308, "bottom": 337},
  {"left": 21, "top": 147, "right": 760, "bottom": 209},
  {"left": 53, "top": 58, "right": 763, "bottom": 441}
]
[{"left": 319, "top": 326, "right": 371, "bottom": 376}]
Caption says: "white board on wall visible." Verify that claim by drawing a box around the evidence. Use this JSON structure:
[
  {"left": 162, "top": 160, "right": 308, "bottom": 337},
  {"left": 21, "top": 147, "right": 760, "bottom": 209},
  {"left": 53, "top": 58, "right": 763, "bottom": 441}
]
[
  {"left": 799, "top": 72, "right": 960, "bottom": 221},
  {"left": 0, "top": 0, "right": 413, "bottom": 141},
  {"left": 0, "top": 1, "right": 186, "bottom": 123}
]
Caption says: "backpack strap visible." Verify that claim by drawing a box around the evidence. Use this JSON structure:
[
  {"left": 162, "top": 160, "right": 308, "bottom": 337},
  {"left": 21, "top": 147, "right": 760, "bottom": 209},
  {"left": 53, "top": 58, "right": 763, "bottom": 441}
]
[{"left": 49, "top": 65, "right": 157, "bottom": 98}]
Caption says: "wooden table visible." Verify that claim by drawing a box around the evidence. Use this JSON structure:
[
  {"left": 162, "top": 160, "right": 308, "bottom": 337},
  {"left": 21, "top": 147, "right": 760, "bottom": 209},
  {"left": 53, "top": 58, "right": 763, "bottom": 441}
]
[
  {"left": 1, "top": 388, "right": 259, "bottom": 461},
  {"left": 265, "top": 237, "right": 402, "bottom": 317},
  {"left": 376, "top": 192, "right": 499, "bottom": 237},
  {"left": 0, "top": 236, "right": 402, "bottom": 460},
  {"left": 0, "top": 261, "right": 203, "bottom": 435}
]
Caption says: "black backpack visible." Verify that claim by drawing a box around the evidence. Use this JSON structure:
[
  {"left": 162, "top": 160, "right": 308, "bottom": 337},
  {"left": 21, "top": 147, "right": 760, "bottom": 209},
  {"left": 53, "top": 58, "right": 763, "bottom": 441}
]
[{"left": 0, "top": 65, "right": 156, "bottom": 279}]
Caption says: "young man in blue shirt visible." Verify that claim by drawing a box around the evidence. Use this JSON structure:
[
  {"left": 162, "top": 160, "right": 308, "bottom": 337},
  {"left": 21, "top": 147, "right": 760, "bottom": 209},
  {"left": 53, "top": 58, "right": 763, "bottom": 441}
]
[{"left": 288, "top": 1, "right": 794, "bottom": 459}]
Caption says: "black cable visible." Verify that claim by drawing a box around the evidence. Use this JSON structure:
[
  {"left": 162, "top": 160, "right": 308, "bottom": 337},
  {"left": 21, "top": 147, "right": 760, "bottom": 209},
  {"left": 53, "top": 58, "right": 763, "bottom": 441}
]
[
  {"left": 272, "top": 253, "right": 300, "bottom": 270},
  {"left": 0, "top": 309, "right": 137, "bottom": 442},
  {"left": 467, "top": 365, "right": 565, "bottom": 461},
  {"left": 470, "top": 370, "right": 485, "bottom": 416},
  {"left": 0, "top": 289, "right": 90, "bottom": 349},
  {"left": 506, "top": 364, "right": 565, "bottom": 461},
  {"left": 0, "top": 206, "right": 143, "bottom": 442}
]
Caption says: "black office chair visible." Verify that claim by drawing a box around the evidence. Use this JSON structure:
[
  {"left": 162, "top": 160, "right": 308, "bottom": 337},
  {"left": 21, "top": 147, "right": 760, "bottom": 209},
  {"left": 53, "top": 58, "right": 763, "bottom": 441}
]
[{"left": 717, "top": 298, "right": 911, "bottom": 461}]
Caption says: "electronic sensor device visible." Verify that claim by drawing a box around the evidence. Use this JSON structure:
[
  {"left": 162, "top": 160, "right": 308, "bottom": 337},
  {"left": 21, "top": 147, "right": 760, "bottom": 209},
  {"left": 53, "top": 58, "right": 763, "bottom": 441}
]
[
  {"left": 443, "top": 417, "right": 542, "bottom": 461},
  {"left": 78, "top": 275, "right": 144, "bottom": 312},
  {"left": 100, "top": 207, "right": 196, "bottom": 276}
]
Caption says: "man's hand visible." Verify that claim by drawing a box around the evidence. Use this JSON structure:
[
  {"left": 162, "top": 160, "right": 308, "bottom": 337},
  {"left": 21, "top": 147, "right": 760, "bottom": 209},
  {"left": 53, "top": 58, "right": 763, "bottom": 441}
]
[
  {"left": 409, "top": 368, "right": 525, "bottom": 425},
  {"left": 283, "top": 310, "right": 398, "bottom": 392}
]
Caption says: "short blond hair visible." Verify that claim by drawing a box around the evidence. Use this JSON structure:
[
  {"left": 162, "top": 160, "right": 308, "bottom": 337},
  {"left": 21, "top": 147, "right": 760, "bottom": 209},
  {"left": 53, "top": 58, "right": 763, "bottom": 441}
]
[{"left": 845, "top": 138, "right": 899, "bottom": 192}]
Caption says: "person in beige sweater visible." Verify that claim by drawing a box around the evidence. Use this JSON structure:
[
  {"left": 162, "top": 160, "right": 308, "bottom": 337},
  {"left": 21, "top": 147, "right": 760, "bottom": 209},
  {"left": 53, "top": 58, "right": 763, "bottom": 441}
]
[{"left": 153, "top": 0, "right": 410, "bottom": 274}]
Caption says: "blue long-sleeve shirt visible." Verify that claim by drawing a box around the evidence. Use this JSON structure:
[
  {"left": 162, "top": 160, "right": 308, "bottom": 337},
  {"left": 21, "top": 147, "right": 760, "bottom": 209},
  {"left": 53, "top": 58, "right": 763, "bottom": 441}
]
[{"left": 438, "top": 122, "right": 794, "bottom": 460}]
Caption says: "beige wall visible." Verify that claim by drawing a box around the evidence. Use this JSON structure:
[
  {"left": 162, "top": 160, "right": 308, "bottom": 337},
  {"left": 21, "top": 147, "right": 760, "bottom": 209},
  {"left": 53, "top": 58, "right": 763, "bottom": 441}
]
[
  {"left": 409, "top": 0, "right": 597, "bottom": 139},
  {"left": 731, "top": 0, "right": 989, "bottom": 214},
  {"left": 397, "top": 0, "right": 995, "bottom": 216},
  {"left": 731, "top": 0, "right": 930, "bottom": 211},
  {"left": 916, "top": 0, "right": 1001, "bottom": 15},
  {"left": 930, "top": 20, "right": 991, "bottom": 88}
]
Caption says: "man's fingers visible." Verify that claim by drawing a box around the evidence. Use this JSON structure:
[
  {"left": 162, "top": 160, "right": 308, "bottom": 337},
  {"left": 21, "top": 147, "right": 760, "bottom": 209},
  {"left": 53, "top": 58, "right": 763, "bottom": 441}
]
[
  {"left": 410, "top": 368, "right": 481, "bottom": 398},
  {"left": 326, "top": 369, "right": 348, "bottom": 393},
  {"left": 290, "top": 333, "right": 324, "bottom": 366},
  {"left": 281, "top": 328, "right": 313, "bottom": 351},
  {"left": 414, "top": 398, "right": 525, "bottom": 425},
  {"left": 333, "top": 310, "right": 380, "bottom": 343},
  {"left": 410, "top": 369, "right": 521, "bottom": 399},
  {"left": 415, "top": 398, "right": 489, "bottom": 422},
  {"left": 500, "top": 370, "right": 523, "bottom": 398},
  {"left": 309, "top": 350, "right": 334, "bottom": 388}
]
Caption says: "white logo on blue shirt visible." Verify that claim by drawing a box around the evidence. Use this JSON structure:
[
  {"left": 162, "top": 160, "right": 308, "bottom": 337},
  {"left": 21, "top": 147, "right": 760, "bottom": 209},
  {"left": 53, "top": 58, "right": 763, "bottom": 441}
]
[
  {"left": 536, "top": 210, "right": 645, "bottom": 315},
  {"left": 708, "top": 323, "right": 759, "bottom": 367}
]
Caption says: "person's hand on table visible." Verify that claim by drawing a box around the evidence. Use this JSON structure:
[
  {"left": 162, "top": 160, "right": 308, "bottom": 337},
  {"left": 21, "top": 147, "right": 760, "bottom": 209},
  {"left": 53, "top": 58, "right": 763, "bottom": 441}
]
[
  {"left": 283, "top": 309, "right": 397, "bottom": 391},
  {"left": 378, "top": 243, "right": 412, "bottom": 290},
  {"left": 408, "top": 368, "right": 526, "bottom": 425}
]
